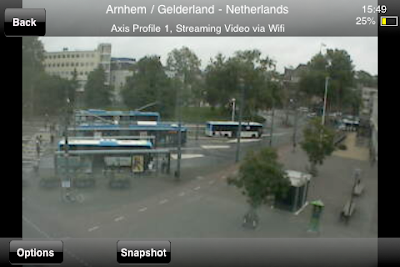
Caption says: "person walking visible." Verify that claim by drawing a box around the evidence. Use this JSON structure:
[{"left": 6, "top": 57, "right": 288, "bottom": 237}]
[{"left": 36, "top": 138, "right": 41, "bottom": 158}]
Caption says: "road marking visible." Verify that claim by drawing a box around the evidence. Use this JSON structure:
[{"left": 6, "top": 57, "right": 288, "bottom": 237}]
[
  {"left": 227, "top": 139, "right": 261, "bottom": 143},
  {"left": 178, "top": 192, "right": 186, "bottom": 197},
  {"left": 159, "top": 199, "right": 168, "bottom": 205},
  {"left": 88, "top": 226, "right": 99, "bottom": 232},
  {"left": 23, "top": 216, "right": 50, "bottom": 238},
  {"left": 138, "top": 207, "right": 148, "bottom": 212},
  {"left": 114, "top": 216, "right": 125, "bottom": 222},
  {"left": 208, "top": 180, "right": 215, "bottom": 185},
  {"left": 262, "top": 133, "right": 288, "bottom": 137},
  {"left": 201, "top": 145, "right": 230, "bottom": 149},
  {"left": 194, "top": 186, "right": 201, "bottom": 191},
  {"left": 221, "top": 175, "right": 227, "bottom": 180},
  {"left": 171, "top": 154, "right": 204, "bottom": 160},
  {"left": 294, "top": 201, "right": 309, "bottom": 216},
  {"left": 196, "top": 176, "right": 204, "bottom": 180}
]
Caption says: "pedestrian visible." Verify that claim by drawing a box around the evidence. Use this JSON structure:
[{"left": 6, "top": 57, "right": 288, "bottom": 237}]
[
  {"left": 50, "top": 133, "right": 54, "bottom": 144},
  {"left": 161, "top": 159, "right": 166, "bottom": 173},
  {"left": 44, "top": 113, "right": 49, "bottom": 130},
  {"left": 36, "top": 139, "right": 41, "bottom": 158}
]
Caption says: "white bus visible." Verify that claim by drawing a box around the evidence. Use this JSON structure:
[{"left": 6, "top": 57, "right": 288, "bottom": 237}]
[{"left": 205, "top": 121, "right": 263, "bottom": 138}]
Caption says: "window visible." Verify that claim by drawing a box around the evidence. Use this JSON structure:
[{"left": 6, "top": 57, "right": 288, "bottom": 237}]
[
  {"left": 81, "top": 63, "right": 84, "bottom": 66},
  {"left": 71, "top": 54, "right": 75, "bottom": 58},
  {"left": 76, "top": 54, "right": 80, "bottom": 58},
  {"left": 67, "top": 54, "right": 70, "bottom": 58},
  {"left": 61, "top": 63, "right": 64, "bottom": 67},
  {"left": 66, "top": 63, "right": 69, "bottom": 67}
]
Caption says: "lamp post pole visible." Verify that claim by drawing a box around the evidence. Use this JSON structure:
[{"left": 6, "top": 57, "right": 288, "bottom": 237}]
[
  {"left": 235, "top": 79, "right": 245, "bottom": 163},
  {"left": 176, "top": 74, "right": 183, "bottom": 181},
  {"left": 321, "top": 77, "right": 330, "bottom": 126},
  {"left": 231, "top": 98, "right": 236, "bottom": 121},
  {"left": 269, "top": 96, "right": 275, "bottom": 147}
]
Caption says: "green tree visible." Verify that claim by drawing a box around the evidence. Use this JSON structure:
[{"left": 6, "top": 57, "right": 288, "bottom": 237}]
[
  {"left": 83, "top": 66, "right": 112, "bottom": 108},
  {"left": 33, "top": 73, "right": 76, "bottom": 116},
  {"left": 301, "top": 118, "right": 336, "bottom": 176},
  {"left": 299, "top": 49, "right": 356, "bottom": 112},
  {"left": 204, "top": 50, "right": 277, "bottom": 120},
  {"left": 355, "top": 70, "right": 377, "bottom": 88},
  {"left": 122, "top": 56, "right": 176, "bottom": 117},
  {"left": 22, "top": 37, "right": 45, "bottom": 116},
  {"left": 166, "top": 47, "right": 202, "bottom": 106},
  {"left": 228, "top": 148, "right": 291, "bottom": 228}
]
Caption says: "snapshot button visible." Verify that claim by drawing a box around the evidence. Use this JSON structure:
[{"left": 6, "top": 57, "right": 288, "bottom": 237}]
[
  {"left": 9, "top": 240, "right": 63, "bottom": 265},
  {"left": 4, "top": 8, "right": 46, "bottom": 36},
  {"left": 117, "top": 241, "right": 171, "bottom": 264}
]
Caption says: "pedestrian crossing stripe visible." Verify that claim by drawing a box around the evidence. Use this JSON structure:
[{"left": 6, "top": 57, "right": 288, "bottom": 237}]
[{"left": 171, "top": 154, "right": 204, "bottom": 160}]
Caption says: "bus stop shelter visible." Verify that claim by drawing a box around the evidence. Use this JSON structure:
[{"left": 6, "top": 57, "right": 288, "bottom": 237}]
[{"left": 55, "top": 148, "right": 172, "bottom": 176}]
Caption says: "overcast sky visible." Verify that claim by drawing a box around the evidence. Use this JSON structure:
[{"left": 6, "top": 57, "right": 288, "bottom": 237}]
[{"left": 40, "top": 37, "right": 377, "bottom": 75}]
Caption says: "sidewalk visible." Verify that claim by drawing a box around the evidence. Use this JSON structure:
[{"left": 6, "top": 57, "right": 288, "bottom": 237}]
[
  {"left": 333, "top": 132, "right": 369, "bottom": 161},
  {"left": 278, "top": 142, "right": 377, "bottom": 237}
]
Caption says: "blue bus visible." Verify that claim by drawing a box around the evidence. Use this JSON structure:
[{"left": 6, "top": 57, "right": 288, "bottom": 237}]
[
  {"left": 58, "top": 139, "right": 153, "bottom": 151},
  {"left": 68, "top": 122, "right": 187, "bottom": 147},
  {"left": 205, "top": 121, "right": 263, "bottom": 138},
  {"left": 74, "top": 109, "right": 161, "bottom": 126}
]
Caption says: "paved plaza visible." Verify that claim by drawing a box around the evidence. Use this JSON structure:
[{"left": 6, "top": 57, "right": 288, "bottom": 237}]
[{"left": 22, "top": 116, "right": 377, "bottom": 239}]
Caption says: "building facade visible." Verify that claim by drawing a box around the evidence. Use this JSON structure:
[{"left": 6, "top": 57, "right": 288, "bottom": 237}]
[
  {"left": 361, "top": 87, "right": 378, "bottom": 116},
  {"left": 43, "top": 43, "right": 112, "bottom": 92},
  {"left": 370, "top": 94, "right": 378, "bottom": 161}
]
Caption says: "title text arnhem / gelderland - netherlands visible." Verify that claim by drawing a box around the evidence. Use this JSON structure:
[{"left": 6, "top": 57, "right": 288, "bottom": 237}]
[{"left": 106, "top": 5, "right": 289, "bottom": 15}]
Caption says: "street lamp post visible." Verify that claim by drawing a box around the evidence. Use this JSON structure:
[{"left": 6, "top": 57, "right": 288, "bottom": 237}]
[
  {"left": 231, "top": 98, "right": 236, "bottom": 121},
  {"left": 292, "top": 99, "right": 299, "bottom": 152},
  {"left": 175, "top": 74, "right": 184, "bottom": 181},
  {"left": 321, "top": 76, "right": 329, "bottom": 126},
  {"left": 269, "top": 96, "right": 275, "bottom": 147},
  {"left": 235, "top": 79, "right": 245, "bottom": 163},
  {"left": 62, "top": 97, "right": 72, "bottom": 201}
]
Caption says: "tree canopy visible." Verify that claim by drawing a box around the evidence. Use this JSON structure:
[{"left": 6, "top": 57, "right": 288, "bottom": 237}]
[
  {"left": 83, "top": 65, "right": 113, "bottom": 108},
  {"left": 122, "top": 56, "right": 176, "bottom": 117},
  {"left": 166, "top": 47, "right": 203, "bottom": 106},
  {"left": 299, "top": 49, "right": 356, "bottom": 112},
  {"left": 23, "top": 37, "right": 79, "bottom": 116},
  {"left": 228, "top": 148, "right": 291, "bottom": 209},
  {"left": 301, "top": 118, "right": 336, "bottom": 175},
  {"left": 204, "top": 50, "right": 279, "bottom": 120}
]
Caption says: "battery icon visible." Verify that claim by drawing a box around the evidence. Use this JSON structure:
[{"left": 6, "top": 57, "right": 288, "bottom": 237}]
[{"left": 381, "top": 16, "right": 398, "bottom": 26}]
